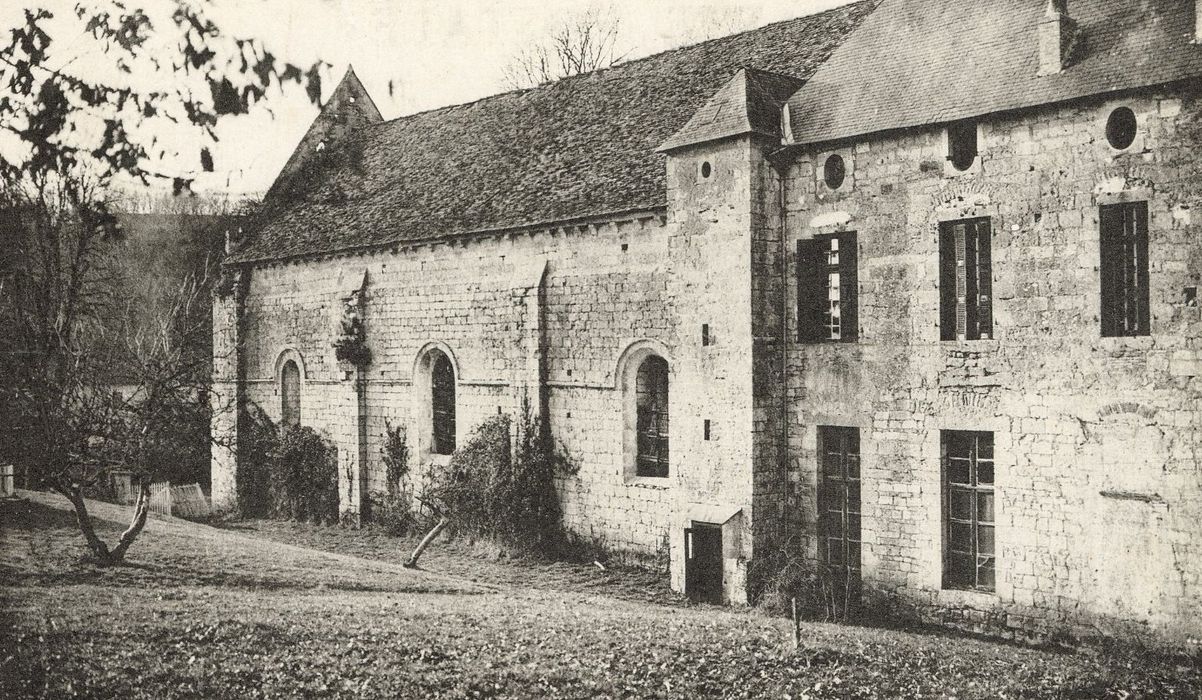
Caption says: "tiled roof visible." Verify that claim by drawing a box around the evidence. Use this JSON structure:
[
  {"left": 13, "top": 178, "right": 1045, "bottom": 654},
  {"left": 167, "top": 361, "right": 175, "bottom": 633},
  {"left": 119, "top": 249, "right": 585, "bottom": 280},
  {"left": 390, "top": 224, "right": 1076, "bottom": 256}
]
[
  {"left": 657, "top": 68, "right": 806, "bottom": 153},
  {"left": 230, "top": 1, "right": 876, "bottom": 264},
  {"left": 787, "top": 0, "right": 1202, "bottom": 146}
]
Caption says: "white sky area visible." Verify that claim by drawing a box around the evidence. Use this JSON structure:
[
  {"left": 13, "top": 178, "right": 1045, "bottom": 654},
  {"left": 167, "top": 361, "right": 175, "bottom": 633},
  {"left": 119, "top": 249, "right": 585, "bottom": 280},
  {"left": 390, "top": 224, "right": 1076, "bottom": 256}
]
[{"left": 5, "top": 0, "right": 857, "bottom": 200}]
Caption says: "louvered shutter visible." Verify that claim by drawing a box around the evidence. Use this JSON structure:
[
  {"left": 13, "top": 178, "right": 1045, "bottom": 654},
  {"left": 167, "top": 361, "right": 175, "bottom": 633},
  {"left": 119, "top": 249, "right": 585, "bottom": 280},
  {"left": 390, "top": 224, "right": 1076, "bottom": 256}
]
[
  {"left": 839, "top": 231, "right": 858, "bottom": 342},
  {"left": 797, "top": 238, "right": 826, "bottom": 342},
  {"left": 1099, "top": 204, "right": 1123, "bottom": 336},
  {"left": 974, "top": 220, "right": 993, "bottom": 339},
  {"left": 939, "top": 225, "right": 957, "bottom": 341}
]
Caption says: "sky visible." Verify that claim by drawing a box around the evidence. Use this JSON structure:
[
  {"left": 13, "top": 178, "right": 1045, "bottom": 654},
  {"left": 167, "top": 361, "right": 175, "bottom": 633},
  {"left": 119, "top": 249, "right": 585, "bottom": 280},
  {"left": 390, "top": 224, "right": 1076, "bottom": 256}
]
[{"left": 5, "top": 0, "right": 859, "bottom": 199}]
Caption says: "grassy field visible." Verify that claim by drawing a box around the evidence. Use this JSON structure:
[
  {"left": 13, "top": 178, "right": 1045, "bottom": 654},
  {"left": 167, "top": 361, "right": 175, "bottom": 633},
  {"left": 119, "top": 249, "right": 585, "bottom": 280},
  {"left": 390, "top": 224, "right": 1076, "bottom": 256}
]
[{"left": 2, "top": 494, "right": 1199, "bottom": 699}]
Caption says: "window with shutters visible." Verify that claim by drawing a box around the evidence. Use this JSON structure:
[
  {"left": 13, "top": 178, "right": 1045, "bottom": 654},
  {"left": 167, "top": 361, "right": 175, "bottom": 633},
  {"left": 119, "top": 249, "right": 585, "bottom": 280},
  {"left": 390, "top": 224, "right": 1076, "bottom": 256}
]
[
  {"left": 635, "top": 355, "right": 670, "bottom": 478},
  {"left": 939, "top": 218, "right": 993, "bottom": 341},
  {"left": 281, "top": 360, "right": 301, "bottom": 428},
  {"left": 942, "top": 430, "right": 995, "bottom": 592},
  {"left": 431, "top": 351, "right": 456, "bottom": 455},
  {"left": 797, "top": 232, "right": 858, "bottom": 342},
  {"left": 1100, "top": 201, "right": 1150, "bottom": 337}
]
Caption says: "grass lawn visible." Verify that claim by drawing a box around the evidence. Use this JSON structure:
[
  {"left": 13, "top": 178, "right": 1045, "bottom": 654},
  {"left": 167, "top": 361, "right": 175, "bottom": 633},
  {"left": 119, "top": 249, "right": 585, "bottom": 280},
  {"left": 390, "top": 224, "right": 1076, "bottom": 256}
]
[{"left": 2, "top": 493, "right": 1199, "bottom": 699}]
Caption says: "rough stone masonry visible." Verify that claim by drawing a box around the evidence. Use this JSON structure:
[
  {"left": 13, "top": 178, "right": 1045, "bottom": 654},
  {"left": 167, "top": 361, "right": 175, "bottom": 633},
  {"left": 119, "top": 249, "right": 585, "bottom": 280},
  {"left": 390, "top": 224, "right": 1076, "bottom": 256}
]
[{"left": 213, "top": 0, "right": 1202, "bottom": 648}]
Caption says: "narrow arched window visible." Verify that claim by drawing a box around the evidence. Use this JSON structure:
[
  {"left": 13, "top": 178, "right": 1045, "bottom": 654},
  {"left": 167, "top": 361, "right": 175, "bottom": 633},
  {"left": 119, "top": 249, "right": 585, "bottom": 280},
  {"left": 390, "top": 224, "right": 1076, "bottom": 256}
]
[
  {"left": 635, "top": 355, "right": 669, "bottom": 477},
  {"left": 281, "top": 360, "right": 301, "bottom": 428},
  {"left": 431, "top": 351, "right": 456, "bottom": 455}
]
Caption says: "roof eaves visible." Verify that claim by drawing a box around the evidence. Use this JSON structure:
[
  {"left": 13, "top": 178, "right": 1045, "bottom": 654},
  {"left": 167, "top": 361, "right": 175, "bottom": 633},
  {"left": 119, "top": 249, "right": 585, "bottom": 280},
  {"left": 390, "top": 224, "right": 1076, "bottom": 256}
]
[{"left": 226, "top": 202, "right": 669, "bottom": 267}]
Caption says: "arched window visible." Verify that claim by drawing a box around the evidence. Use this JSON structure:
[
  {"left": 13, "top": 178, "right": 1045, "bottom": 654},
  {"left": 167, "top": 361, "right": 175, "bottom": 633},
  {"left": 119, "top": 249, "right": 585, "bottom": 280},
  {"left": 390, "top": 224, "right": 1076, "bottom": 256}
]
[
  {"left": 635, "top": 355, "right": 669, "bottom": 477},
  {"left": 431, "top": 351, "right": 456, "bottom": 455},
  {"left": 281, "top": 359, "right": 301, "bottom": 428}
]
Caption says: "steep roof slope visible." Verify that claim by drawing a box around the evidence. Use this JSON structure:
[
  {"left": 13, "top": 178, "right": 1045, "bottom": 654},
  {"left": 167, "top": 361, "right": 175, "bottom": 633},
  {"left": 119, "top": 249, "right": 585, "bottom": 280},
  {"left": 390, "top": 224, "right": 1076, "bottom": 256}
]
[
  {"left": 231, "top": 1, "right": 876, "bottom": 264},
  {"left": 787, "top": 0, "right": 1202, "bottom": 146},
  {"left": 657, "top": 68, "right": 806, "bottom": 152}
]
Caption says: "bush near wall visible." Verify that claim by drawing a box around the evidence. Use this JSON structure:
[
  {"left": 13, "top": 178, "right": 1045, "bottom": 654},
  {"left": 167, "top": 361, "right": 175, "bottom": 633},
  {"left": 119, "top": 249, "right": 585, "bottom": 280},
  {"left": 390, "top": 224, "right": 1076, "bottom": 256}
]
[
  {"left": 368, "top": 421, "right": 415, "bottom": 535},
  {"left": 421, "top": 410, "right": 577, "bottom": 557},
  {"left": 236, "top": 404, "right": 277, "bottom": 517},
  {"left": 269, "top": 425, "right": 338, "bottom": 524}
]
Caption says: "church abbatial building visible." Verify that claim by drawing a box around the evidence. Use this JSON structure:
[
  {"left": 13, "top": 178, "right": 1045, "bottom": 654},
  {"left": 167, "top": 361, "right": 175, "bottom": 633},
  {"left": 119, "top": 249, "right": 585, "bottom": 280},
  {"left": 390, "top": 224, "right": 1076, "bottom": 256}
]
[{"left": 213, "top": 0, "right": 1202, "bottom": 647}]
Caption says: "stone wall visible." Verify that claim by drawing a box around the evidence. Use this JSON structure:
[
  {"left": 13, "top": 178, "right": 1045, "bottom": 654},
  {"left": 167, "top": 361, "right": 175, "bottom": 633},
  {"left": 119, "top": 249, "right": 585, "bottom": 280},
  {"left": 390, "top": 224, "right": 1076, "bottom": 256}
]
[
  {"left": 781, "top": 85, "right": 1202, "bottom": 645},
  {"left": 215, "top": 211, "right": 678, "bottom": 554}
]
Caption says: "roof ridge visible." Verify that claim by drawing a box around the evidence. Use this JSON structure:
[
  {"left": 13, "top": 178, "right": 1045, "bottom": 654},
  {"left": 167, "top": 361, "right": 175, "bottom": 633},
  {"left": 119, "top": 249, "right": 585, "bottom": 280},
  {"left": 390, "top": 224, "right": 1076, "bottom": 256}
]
[{"left": 370, "top": 1, "right": 871, "bottom": 128}]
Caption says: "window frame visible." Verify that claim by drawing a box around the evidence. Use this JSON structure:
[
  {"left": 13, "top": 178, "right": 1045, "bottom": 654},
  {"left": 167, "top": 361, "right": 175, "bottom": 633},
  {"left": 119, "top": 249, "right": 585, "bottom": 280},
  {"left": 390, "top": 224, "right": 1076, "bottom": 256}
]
[
  {"left": 634, "top": 355, "right": 670, "bottom": 478},
  {"left": 797, "top": 231, "right": 859, "bottom": 343},
  {"left": 818, "top": 426, "right": 861, "bottom": 580},
  {"left": 280, "top": 359, "right": 301, "bottom": 428},
  {"left": 1099, "top": 200, "right": 1150, "bottom": 338},
  {"left": 941, "top": 430, "right": 996, "bottom": 592},
  {"left": 430, "top": 351, "right": 457, "bottom": 456},
  {"left": 939, "top": 217, "right": 993, "bottom": 341}
]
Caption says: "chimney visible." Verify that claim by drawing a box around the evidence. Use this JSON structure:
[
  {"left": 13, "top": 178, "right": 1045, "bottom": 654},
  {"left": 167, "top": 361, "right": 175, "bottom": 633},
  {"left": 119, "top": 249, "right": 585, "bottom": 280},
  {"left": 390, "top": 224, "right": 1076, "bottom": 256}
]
[
  {"left": 1196, "top": 0, "right": 1202, "bottom": 43},
  {"left": 1038, "top": 0, "right": 1077, "bottom": 76}
]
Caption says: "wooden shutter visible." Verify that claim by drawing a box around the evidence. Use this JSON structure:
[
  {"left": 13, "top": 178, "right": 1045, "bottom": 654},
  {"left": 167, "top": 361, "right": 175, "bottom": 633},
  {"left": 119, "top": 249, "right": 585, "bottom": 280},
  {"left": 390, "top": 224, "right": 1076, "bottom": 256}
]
[
  {"left": 1132, "top": 202, "right": 1150, "bottom": 334},
  {"left": 939, "top": 225, "right": 957, "bottom": 340},
  {"left": 973, "top": 220, "right": 993, "bottom": 339},
  {"left": 1099, "top": 204, "right": 1121, "bottom": 336},
  {"left": 797, "top": 238, "right": 825, "bottom": 342},
  {"left": 1100, "top": 202, "right": 1150, "bottom": 337},
  {"left": 839, "top": 231, "right": 858, "bottom": 341}
]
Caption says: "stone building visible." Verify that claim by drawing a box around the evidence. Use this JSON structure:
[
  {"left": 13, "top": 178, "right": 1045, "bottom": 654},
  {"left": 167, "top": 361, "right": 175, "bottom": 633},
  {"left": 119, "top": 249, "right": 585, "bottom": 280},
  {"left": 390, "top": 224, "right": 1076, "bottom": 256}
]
[{"left": 213, "top": 0, "right": 1202, "bottom": 646}]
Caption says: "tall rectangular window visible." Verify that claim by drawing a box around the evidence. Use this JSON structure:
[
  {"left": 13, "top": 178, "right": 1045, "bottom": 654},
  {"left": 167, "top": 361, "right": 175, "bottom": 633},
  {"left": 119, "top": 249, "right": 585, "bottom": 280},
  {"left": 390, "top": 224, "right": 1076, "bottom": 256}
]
[
  {"left": 818, "top": 426, "right": 861, "bottom": 581},
  {"left": 1100, "top": 201, "right": 1150, "bottom": 337},
  {"left": 942, "top": 430, "right": 995, "bottom": 592},
  {"left": 939, "top": 218, "right": 992, "bottom": 341},
  {"left": 797, "top": 231, "right": 858, "bottom": 342}
]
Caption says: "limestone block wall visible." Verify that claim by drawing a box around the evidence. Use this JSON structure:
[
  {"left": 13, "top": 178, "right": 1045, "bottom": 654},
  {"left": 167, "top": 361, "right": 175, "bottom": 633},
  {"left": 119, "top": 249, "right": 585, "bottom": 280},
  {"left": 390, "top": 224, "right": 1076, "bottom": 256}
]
[
  {"left": 217, "top": 211, "right": 677, "bottom": 555},
  {"left": 663, "top": 137, "right": 761, "bottom": 602},
  {"left": 781, "top": 85, "right": 1202, "bottom": 644}
]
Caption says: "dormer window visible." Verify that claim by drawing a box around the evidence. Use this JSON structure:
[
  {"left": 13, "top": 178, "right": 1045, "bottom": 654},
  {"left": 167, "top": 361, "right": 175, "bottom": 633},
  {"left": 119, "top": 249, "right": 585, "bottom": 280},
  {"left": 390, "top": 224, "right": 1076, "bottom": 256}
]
[{"left": 947, "top": 121, "right": 978, "bottom": 171}]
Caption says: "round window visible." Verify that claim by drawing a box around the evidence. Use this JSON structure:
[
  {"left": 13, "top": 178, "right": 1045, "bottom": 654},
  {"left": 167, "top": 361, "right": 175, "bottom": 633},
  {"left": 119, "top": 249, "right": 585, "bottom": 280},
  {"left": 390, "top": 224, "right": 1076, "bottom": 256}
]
[
  {"left": 700, "top": 161, "right": 712, "bottom": 179},
  {"left": 1106, "top": 107, "right": 1137, "bottom": 150},
  {"left": 823, "top": 154, "right": 846, "bottom": 189}
]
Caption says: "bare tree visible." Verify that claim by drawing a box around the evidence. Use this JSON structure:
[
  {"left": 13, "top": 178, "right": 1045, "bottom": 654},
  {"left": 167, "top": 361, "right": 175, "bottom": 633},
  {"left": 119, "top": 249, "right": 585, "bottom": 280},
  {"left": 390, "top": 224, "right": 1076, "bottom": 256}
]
[
  {"left": 0, "top": 1, "right": 320, "bottom": 564},
  {"left": 501, "top": 6, "right": 629, "bottom": 90}
]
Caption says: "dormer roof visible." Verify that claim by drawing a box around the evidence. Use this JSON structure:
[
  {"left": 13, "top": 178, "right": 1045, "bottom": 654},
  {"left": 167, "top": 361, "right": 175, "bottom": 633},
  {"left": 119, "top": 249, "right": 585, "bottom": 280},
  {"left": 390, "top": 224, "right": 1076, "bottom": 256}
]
[{"left": 657, "top": 68, "right": 805, "bottom": 153}]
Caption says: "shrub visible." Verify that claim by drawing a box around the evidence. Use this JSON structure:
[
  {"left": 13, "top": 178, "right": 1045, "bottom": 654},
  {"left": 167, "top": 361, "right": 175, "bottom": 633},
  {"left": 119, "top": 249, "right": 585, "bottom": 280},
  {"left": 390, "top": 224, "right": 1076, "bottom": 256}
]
[
  {"left": 421, "top": 406, "right": 577, "bottom": 557},
  {"left": 747, "top": 535, "right": 857, "bottom": 622},
  {"left": 368, "top": 421, "right": 414, "bottom": 534},
  {"left": 268, "top": 425, "right": 338, "bottom": 524},
  {"left": 237, "top": 403, "right": 277, "bottom": 517},
  {"left": 369, "top": 490, "right": 417, "bottom": 535},
  {"left": 381, "top": 420, "right": 409, "bottom": 496}
]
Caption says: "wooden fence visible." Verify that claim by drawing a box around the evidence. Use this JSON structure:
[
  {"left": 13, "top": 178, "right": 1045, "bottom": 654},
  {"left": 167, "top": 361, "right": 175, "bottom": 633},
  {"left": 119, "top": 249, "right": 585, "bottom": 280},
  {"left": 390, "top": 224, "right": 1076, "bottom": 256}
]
[{"left": 148, "top": 481, "right": 211, "bottom": 520}]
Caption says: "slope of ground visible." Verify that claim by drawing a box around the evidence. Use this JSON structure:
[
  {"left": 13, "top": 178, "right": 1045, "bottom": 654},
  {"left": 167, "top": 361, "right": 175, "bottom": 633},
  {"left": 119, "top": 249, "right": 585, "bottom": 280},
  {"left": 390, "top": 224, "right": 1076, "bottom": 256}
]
[{"left": 1, "top": 493, "right": 1198, "bottom": 699}]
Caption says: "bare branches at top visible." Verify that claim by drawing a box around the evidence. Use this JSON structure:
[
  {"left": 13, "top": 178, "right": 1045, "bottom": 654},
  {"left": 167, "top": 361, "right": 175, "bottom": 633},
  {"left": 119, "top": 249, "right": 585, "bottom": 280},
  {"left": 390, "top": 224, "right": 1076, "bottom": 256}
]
[{"left": 501, "top": 7, "right": 629, "bottom": 90}]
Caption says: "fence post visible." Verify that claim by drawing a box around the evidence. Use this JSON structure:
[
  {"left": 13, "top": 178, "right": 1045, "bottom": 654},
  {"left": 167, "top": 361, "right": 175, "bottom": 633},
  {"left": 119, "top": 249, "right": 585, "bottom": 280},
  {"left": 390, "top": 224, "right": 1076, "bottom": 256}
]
[
  {"left": 0, "top": 464, "right": 14, "bottom": 498},
  {"left": 792, "top": 597, "right": 800, "bottom": 650}
]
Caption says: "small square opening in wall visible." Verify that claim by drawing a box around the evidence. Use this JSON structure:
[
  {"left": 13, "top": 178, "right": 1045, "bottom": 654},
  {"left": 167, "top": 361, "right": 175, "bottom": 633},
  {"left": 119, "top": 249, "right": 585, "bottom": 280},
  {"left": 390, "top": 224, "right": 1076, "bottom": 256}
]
[
  {"left": 1186, "top": 287, "right": 1198, "bottom": 307},
  {"left": 566, "top": 369, "right": 573, "bottom": 377},
  {"left": 621, "top": 243, "right": 629, "bottom": 252}
]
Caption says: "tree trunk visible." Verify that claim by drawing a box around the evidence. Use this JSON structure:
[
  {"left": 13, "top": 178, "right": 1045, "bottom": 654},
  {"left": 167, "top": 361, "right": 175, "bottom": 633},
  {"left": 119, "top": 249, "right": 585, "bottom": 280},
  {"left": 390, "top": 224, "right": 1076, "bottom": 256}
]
[
  {"left": 58, "top": 484, "right": 112, "bottom": 562},
  {"left": 404, "top": 516, "right": 448, "bottom": 569},
  {"left": 108, "top": 480, "right": 151, "bottom": 562}
]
